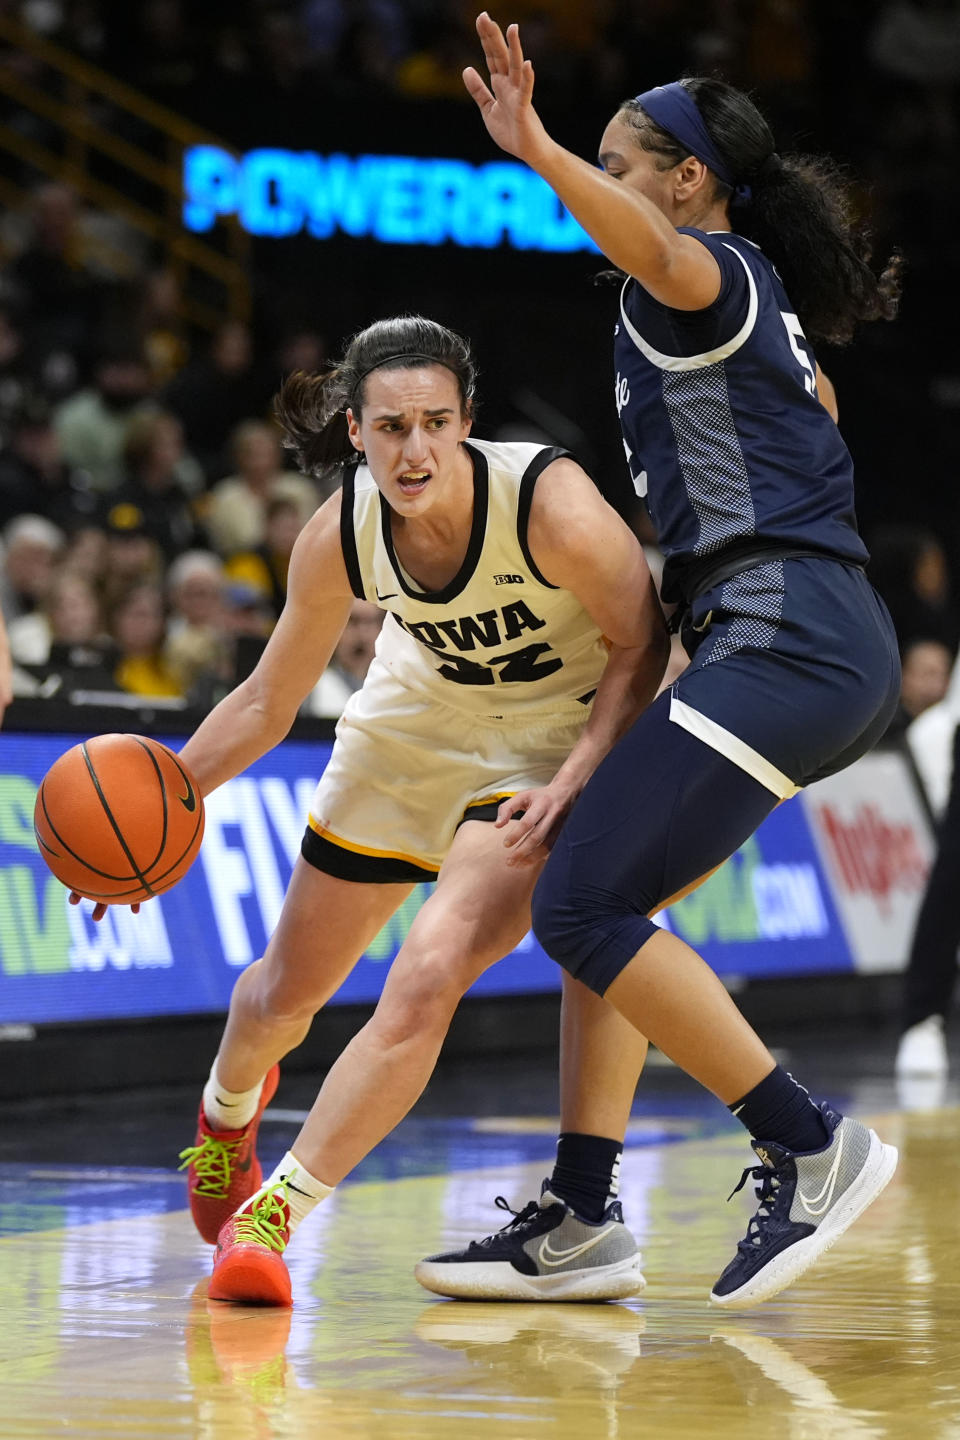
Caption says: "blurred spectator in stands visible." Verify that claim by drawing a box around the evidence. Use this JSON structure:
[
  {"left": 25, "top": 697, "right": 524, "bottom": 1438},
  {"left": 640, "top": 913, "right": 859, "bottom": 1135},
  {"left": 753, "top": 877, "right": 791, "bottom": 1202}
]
[
  {"left": 112, "top": 408, "right": 203, "bottom": 559},
  {"left": 742, "top": 0, "right": 817, "bottom": 133},
  {"left": 165, "top": 551, "right": 233, "bottom": 704},
  {"left": 868, "top": 525, "right": 960, "bottom": 653},
  {"left": 324, "top": 11, "right": 399, "bottom": 98},
  {"left": 222, "top": 579, "right": 275, "bottom": 642},
  {"left": 110, "top": 0, "right": 201, "bottom": 106},
  {"left": 275, "top": 328, "right": 326, "bottom": 385},
  {"left": 54, "top": 0, "right": 108, "bottom": 64},
  {"left": 5, "top": 183, "right": 101, "bottom": 378},
  {"left": 246, "top": 6, "right": 322, "bottom": 137},
  {"left": 224, "top": 495, "right": 304, "bottom": 621},
  {"left": 108, "top": 580, "right": 181, "bottom": 698},
  {"left": 62, "top": 524, "right": 108, "bottom": 589},
  {"left": 305, "top": 599, "right": 383, "bottom": 718},
  {"left": 896, "top": 654, "right": 960, "bottom": 1081},
  {"left": 167, "top": 549, "right": 227, "bottom": 639},
  {"left": 0, "top": 607, "right": 11, "bottom": 726},
  {"left": 885, "top": 636, "right": 955, "bottom": 741},
  {"left": 137, "top": 268, "right": 190, "bottom": 387},
  {"left": 6, "top": 569, "right": 105, "bottom": 667},
  {"left": 166, "top": 623, "right": 233, "bottom": 706},
  {"left": 204, "top": 420, "right": 317, "bottom": 557},
  {"left": 395, "top": 12, "right": 477, "bottom": 99},
  {"left": 100, "top": 501, "right": 164, "bottom": 611},
  {"left": 163, "top": 320, "right": 272, "bottom": 480},
  {"left": 53, "top": 342, "right": 155, "bottom": 492},
  {"left": 901, "top": 638, "right": 954, "bottom": 720},
  {"left": 0, "top": 513, "right": 64, "bottom": 623},
  {"left": 0, "top": 392, "right": 100, "bottom": 533},
  {"left": 685, "top": 0, "right": 741, "bottom": 79},
  {"left": 0, "top": 301, "right": 33, "bottom": 442},
  {"left": 218, "top": 577, "right": 276, "bottom": 688},
  {"left": 301, "top": 0, "right": 410, "bottom": 70},
  {"left": 869, "top": 1, "right": 960, "bottom": 91}
]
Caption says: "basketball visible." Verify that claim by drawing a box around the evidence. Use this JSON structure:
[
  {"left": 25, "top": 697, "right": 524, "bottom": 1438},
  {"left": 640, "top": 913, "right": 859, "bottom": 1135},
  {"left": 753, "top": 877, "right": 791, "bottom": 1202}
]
[{"left": 34, "top": 734, "right": 205, "bottom": 904}]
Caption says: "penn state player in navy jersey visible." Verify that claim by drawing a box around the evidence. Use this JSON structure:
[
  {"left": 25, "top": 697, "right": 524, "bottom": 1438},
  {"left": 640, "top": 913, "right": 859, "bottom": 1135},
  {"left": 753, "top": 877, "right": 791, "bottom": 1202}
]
[
  {"left": 614, "top": 230, "right": 868, "bottom": 587},
  {"left": 424, "top": 14, "right": 905, "bottom": 1310}
]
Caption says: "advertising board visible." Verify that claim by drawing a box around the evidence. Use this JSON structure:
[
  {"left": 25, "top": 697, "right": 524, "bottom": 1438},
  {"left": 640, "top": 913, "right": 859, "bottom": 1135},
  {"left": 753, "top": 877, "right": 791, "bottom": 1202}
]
[{"left": 0, "top": 733, "right": 931, "bottom": 1024}]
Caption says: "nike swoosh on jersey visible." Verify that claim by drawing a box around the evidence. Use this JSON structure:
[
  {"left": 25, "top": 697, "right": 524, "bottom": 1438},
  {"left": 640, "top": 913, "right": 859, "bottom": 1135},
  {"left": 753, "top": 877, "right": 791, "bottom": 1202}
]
[
  {"left": 376, "top": 590, "right": 398, "bottom": 601},
  {"left": 795, "top": 1129, "right": 844, "bottom": 1218},
  {"left": 537, "top": 1225, "right": 616, "bottom": 1268}
]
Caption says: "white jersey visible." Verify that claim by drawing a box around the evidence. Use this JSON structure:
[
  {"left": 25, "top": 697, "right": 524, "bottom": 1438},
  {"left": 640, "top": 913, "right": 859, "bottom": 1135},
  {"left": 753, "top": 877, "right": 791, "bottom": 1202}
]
[{"left": 340, "top": 439, "right": 609, "bottom": 722}]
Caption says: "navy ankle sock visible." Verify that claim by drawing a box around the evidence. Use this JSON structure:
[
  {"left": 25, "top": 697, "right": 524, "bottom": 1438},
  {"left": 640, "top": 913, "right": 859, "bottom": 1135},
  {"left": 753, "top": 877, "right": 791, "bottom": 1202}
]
[
  {"left": 729, "top": 1065, "right": 830, "bottom": 1153},
  {"left": 549, "top": 1132, "right": 623, "bottom": 1222}
]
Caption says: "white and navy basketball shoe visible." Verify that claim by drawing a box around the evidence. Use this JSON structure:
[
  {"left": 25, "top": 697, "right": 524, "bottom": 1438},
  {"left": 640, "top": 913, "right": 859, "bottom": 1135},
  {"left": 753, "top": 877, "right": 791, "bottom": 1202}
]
[
  {"left": 415, "top": 1184, "right": 645, "bottom": 1302},
  {"left": 710, "top": 1103, "right": 898, "bottom": 1308}
]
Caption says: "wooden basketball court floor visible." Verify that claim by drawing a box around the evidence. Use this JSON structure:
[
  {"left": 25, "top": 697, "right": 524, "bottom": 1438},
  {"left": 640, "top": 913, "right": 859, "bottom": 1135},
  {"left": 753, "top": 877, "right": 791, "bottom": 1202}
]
[{"left": 0, "top": 1055, "right": 957, "bottom": 1440}]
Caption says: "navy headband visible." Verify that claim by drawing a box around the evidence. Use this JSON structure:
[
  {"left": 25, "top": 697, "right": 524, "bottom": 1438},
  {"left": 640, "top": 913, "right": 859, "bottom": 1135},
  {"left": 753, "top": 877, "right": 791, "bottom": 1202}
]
[{"left": 634, "top": 82, "right": 751, "bottom": 200}]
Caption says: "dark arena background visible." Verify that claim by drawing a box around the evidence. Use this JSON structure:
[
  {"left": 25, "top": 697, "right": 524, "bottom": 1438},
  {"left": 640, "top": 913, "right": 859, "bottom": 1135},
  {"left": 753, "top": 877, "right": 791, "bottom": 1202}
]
[{"left": 0, "top": 4, "right": 958, "bottom": 1436}]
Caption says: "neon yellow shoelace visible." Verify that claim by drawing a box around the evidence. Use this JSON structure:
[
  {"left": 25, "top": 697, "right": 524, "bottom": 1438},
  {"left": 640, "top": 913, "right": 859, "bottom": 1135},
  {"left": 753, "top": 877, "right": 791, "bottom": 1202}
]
[
  {"left": 232, "top": 1184, "right": 290, "bottom": 1254},
  {"left": 178, "top": 1134, "right": 245, "bottom": 1197}
]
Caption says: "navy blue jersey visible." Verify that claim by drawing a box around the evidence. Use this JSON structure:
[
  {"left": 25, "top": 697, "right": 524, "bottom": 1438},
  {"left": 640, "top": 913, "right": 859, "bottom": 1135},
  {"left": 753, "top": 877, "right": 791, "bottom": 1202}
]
[{"left": 612, "top": 229, "right": 869, "bottom": 599}]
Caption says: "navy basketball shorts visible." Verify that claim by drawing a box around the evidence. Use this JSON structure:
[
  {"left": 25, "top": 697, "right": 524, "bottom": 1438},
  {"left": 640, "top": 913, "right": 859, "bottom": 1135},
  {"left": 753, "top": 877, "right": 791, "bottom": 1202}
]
[{"left": 533, "top": 556, "right": 901, "bottom": 994}]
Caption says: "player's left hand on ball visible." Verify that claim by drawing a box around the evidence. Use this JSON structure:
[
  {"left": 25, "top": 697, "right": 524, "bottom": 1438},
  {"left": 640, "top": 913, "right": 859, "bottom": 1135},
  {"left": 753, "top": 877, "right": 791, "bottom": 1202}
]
[
  {"left": 495, "top": 787, "right": 569, "bottom": 866},
  {"left": 69, "top": 892, "right": 141, "bottom": 924}
]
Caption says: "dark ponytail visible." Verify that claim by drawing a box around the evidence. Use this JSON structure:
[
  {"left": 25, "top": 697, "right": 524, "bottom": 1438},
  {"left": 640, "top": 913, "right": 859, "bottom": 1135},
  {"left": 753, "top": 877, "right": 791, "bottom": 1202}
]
[
  {"left": 620, "top": 79, "right": 903, "bottom": 347},
  {"left": 274, "top": 315, "right": 478, "bottom": 481}
]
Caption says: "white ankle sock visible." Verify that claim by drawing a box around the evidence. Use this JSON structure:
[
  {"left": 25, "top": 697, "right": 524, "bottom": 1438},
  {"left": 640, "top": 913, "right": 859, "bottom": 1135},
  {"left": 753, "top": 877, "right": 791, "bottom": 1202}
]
[
  {"left": 263, "top": 1150, "right": 335, "bottom": 1235},
  {"left": 202, "top": 1061, "right": 265, "bottom": 1132}
]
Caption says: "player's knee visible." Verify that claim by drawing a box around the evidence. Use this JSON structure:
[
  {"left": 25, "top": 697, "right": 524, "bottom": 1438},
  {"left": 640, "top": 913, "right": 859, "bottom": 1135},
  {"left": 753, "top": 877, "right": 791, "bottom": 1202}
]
[
  {"left": 374, "top": 963, "right": 466, "bottom": 1045},
  {"left": 531, "top": 869, "right": 597, "bottom": 978},
  {"left": 250, "top": 965, "right": 320, "bottom": 1029},
  {"left": 409, "top": 906, "right": 509, "bottom": 979},
  {"left": 531, "top": 866, "right": 658, "bottom": 996}
]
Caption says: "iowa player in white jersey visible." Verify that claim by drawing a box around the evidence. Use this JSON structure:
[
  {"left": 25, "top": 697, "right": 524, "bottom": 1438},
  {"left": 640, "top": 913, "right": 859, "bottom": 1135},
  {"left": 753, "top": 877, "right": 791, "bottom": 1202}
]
[{"left": 170, "top": 315, "right": 669, "bottom": 1305}]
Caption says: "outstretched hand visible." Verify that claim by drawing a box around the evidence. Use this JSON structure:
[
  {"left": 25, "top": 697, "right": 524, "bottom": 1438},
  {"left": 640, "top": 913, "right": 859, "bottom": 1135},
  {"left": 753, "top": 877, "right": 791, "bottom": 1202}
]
[{"left": 463, "top": 12, "right": 551, "bottom": 167}]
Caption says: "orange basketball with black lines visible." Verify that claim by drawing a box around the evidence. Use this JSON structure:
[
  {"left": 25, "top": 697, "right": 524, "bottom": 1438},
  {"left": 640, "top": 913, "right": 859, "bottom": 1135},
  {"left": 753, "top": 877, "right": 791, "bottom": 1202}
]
[{"left": 34, "top": 734, "right": 205, "bottom": 903}]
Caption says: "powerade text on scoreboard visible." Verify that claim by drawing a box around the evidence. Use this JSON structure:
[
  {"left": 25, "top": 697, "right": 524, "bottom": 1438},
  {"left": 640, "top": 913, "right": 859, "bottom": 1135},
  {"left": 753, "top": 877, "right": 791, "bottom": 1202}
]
[{"left": 182, "top": 145, "right": 600, "bottom": 252}]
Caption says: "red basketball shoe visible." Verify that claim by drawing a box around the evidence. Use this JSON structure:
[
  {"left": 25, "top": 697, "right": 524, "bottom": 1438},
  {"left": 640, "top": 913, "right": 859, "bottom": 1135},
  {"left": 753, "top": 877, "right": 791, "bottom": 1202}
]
[
  {"left": 209, "top": 1184, "right": 293, "bottom": 1307},
  {"left": 179, "top": 1065, "right": 280, "bottom": 1244}
]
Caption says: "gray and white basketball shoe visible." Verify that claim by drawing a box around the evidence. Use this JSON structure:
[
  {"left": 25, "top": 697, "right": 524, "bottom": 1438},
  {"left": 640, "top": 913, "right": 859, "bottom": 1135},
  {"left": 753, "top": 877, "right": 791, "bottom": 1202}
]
[
  {"left": 415, "top": 1185, "right": 646, "bottom": 1302},
  {"left": 711, "top": 1103, "right": 898, "bottom": 1308}
]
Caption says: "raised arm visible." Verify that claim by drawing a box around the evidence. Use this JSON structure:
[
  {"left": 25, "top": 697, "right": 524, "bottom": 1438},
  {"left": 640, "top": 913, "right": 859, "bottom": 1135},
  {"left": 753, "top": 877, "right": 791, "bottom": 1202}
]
[
  {"left": 179, "top": 494, "right": 356, "bottom": 796},
  {"left": 464, "top": 13, "right": 721, "bottom": 310},
  {"left": 499, "top": 457, "right": 670, "bottom": 863}
]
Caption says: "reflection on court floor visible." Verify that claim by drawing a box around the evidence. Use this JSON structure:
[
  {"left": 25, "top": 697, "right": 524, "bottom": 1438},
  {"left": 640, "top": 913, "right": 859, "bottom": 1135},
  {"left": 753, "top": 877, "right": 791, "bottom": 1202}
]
[{"left": 0, "top": 1102, "right": 956, "bottom": 1439}]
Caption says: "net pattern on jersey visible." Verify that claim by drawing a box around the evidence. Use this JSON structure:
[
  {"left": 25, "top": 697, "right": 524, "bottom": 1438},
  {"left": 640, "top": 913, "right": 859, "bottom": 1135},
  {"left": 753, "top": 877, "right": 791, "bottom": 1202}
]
[
  {"left": 662, "top": 362, "right": 755, "bottom": 557},
  {"left": 698, "top": 561, "right": 785, "bottom": 668}
]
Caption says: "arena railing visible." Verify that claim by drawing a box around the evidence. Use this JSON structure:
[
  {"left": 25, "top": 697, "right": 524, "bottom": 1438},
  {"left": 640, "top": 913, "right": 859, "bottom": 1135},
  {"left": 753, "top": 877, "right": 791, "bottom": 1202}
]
[{"left": 0, "top": 12, "right": 250, "bottom": 333}]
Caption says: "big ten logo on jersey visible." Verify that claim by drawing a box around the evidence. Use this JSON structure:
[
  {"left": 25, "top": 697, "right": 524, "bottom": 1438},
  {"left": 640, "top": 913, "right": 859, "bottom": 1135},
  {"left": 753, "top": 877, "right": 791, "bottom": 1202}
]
[
  {"left": 394, "top": 601, "right": 562, "bottom": 685},
  {"left": 494, "top": 573, "right": 524, "bottom": 585},
  {"left": 615, "top": 371, "right": 648, "bottom": 498}
]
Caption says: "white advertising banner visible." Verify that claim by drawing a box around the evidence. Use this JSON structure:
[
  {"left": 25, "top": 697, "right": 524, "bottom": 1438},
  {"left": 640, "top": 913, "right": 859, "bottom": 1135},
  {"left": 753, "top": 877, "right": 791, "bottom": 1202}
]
[{"left": 801, "top": 751, "right": 935, "bottom": 973}]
